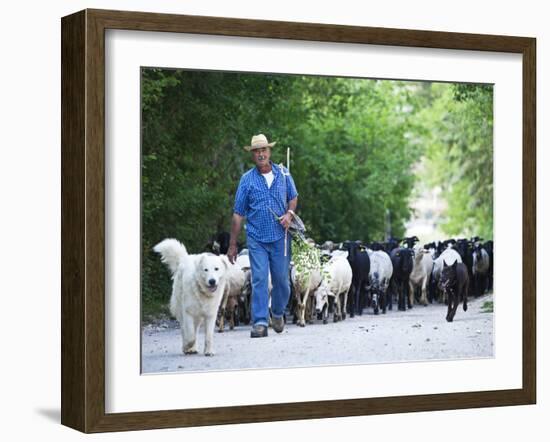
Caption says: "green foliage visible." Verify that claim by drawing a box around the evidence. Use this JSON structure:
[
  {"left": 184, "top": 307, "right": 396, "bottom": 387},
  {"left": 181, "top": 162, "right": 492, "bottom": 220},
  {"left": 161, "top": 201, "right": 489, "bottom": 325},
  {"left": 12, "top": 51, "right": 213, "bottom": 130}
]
[
  {"left": 291, "top": 236, "right": 323, "bottom": 286},
  {"left": 289, "top": 78, "right": 421, "bottom": 242},
  {"left": 416, "top": 83, "right": 493, "bottom": 238}
]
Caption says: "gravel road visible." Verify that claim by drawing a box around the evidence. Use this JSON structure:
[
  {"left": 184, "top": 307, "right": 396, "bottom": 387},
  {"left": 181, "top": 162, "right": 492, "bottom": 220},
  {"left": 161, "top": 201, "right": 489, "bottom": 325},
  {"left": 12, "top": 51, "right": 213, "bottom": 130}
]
[{"left": 141, "top": 293, "right": 494, "bottom": 374}]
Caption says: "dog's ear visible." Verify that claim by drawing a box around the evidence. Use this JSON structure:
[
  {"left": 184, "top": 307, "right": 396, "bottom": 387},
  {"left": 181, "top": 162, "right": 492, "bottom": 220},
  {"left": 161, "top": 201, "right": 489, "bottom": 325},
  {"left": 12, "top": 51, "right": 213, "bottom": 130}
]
[{"left": 221, "top": 255, "right": 230, "bottom": 271}]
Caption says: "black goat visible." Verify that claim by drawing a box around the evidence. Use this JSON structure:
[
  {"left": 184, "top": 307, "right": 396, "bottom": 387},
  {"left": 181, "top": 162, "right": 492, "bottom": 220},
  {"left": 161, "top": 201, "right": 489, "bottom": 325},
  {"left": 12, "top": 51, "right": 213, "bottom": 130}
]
[
  {"left": 439, "top": 260, "right": 469, "bottom": 322},
  {"left": 342, "top": 240, "right": 371, "bottom": 317},
  {"left": 389, "top": 247, "right": 414, "bottom": 311}
]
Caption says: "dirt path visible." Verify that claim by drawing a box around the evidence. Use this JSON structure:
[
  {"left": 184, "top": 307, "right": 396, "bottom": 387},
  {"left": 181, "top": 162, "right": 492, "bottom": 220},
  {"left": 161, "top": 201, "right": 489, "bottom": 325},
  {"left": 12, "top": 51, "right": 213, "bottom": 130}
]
[{"left": 141, "top": 294, "right": 494, "bottom": 374}]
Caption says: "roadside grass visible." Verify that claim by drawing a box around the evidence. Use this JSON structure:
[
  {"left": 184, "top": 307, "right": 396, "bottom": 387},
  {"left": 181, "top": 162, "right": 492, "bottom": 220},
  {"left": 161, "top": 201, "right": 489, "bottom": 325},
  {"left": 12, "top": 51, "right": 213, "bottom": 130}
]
[
  {"left": 481, "top": 300, "right": 494, "bottom": 313},
  {"left": 142, "top": 298, "right": 171, "bottom": 325}
]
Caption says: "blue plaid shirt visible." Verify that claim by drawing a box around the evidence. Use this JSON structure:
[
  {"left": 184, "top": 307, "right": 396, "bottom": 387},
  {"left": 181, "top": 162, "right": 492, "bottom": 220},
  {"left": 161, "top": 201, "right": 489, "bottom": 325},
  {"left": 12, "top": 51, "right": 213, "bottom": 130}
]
[{"left": 233, "top": 161, "right": 299, "bottom": 243}]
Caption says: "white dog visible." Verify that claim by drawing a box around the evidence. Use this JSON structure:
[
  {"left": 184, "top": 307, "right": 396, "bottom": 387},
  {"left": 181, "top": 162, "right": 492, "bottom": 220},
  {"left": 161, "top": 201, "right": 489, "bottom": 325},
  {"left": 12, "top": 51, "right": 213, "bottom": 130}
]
[{"left": 153, "top": 238, "right": 229, "bottom": 356}]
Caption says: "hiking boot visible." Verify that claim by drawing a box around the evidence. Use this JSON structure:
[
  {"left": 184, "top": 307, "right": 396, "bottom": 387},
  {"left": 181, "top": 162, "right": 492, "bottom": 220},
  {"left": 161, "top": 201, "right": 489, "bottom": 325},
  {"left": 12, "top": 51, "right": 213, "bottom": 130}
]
[
  {"left": 250, "top": 324, "right": 268, "bottom": 338},
  {"left": 272, "top": 316, "right": 285, "bottom": 333}
]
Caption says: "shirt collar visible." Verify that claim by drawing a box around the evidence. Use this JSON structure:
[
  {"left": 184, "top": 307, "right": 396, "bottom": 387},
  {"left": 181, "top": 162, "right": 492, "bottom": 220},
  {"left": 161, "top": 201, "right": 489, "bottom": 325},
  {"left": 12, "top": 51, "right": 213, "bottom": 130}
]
[{"left": 254, "top": 161, "right": 279, "bottom": 177}]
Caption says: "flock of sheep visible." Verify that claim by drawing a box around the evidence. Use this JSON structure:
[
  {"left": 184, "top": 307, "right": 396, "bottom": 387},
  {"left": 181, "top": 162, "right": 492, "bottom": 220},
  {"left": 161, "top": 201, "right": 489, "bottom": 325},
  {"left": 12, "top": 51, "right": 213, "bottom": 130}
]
[{"left": 213, "top": 235, "right": 494, "bottom": 331}]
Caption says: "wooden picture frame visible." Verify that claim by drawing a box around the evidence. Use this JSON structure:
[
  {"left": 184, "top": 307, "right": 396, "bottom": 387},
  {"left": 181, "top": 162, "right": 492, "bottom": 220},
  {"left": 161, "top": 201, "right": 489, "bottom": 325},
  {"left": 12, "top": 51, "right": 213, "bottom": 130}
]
[{"left": 61, "top": 8, "right": 536, "bottom": 433}]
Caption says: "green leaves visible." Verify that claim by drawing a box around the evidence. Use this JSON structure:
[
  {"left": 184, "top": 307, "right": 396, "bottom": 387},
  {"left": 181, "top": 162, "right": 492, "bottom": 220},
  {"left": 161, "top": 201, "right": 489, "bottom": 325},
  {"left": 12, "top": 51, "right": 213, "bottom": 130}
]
[
  {"left": 291, "top": 236, "right": 322, "bottom": 286},
  {"left": 416, "top": 83, "right": 493, "bottom": 238},
  {"left": 291, "top": 78, "right": 420, "bottom": 242}
]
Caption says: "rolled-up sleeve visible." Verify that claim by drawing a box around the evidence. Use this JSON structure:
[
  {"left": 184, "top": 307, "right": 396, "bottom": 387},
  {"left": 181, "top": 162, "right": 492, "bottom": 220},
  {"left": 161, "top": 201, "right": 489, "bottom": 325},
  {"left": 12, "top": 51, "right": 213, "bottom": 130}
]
[
  {"left": 286, "top": 173, "right": 298, "bottom": 202},
  {"left": 233, "top": 176, "right": 248, "bottom": 216}
]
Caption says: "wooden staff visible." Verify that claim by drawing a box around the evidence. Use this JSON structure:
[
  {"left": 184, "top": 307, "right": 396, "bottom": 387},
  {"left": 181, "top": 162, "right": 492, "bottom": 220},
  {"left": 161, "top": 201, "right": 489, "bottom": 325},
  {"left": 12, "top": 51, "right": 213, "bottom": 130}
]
[
  {"left": 284, "top": 147, "right": 290, "bottom": 256},
  {"left": 287, "top": 147, "right": 290, "bottom": 173}
]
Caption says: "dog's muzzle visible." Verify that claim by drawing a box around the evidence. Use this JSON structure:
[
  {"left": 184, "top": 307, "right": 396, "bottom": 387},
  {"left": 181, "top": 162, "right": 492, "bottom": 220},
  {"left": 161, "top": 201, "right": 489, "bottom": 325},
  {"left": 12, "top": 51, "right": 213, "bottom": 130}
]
[{"left": 207, "top": 279, "right": 218, "bottom": 293}]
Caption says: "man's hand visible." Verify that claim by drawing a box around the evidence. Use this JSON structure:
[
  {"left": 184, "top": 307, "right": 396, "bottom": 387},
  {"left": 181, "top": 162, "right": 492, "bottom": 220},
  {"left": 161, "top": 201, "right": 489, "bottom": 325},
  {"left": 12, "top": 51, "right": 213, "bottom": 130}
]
[
  {"left": 228, "top": 243, "right": 238, "bottom": 264},
  {"left": 279, "top": 212, "right": 293, "bottom": 230},
  {"left": 228, "top": 213, "right": 244, "bottom": 264}
]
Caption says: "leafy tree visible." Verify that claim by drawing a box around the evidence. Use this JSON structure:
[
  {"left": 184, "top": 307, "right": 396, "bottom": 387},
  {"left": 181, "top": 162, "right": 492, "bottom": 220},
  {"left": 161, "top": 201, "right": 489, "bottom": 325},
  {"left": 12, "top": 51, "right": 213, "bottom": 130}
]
[{"left": 416, "top": 83, "right": 493, "bottom": 238}]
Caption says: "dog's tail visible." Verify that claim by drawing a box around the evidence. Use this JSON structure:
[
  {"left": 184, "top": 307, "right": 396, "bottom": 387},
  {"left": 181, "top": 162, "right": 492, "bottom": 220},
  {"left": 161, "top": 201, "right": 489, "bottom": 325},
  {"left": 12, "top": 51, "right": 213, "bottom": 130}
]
[{"left": 153, "top": 238, "right": 189, "bottom": 275}]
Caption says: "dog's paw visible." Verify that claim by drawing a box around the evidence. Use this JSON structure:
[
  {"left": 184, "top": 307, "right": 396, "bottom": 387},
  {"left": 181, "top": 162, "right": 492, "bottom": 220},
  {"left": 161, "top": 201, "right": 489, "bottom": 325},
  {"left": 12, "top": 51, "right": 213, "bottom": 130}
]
[
  {"left": 183, "top": 349, "right": 198, "bottom": 355},
  {"left": 204, "top": 352, "right": 215, "bottom": 357}
]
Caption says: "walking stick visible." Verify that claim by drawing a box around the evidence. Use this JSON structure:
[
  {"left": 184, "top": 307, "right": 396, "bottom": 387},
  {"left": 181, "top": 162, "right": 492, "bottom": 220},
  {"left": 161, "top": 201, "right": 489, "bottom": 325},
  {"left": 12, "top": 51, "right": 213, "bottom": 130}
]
[
  {"left": 270, "top": 149, "right": 296, "bottom": 257},
  {"left": 284, "top": 147, "right": 290, "bottom": 257}
]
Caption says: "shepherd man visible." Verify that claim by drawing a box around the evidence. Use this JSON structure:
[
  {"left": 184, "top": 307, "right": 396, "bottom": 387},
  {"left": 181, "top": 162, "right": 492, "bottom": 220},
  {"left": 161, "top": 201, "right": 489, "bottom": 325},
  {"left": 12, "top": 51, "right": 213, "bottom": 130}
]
[{"left": 228, "top": 134, "right": 299, "bottom": 338}]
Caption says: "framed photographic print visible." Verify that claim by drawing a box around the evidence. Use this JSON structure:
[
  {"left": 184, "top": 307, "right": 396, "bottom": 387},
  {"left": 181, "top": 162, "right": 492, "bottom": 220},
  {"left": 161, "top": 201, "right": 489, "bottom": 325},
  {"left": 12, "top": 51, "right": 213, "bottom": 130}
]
[{"left": 61, "top": 8, "right": 536, "bottom": 433}]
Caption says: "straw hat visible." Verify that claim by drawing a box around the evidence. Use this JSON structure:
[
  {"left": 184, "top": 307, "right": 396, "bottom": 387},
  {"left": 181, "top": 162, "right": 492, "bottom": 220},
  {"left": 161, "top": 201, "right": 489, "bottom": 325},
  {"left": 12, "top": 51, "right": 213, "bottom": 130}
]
[{"left": 244, "top": 134, "right": 277, "bottom": 151}]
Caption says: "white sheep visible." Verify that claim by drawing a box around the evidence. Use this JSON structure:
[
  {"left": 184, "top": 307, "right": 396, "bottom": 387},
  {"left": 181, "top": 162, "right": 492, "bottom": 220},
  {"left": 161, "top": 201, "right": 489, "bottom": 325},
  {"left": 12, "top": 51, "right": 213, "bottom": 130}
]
[
  {"left": 314, "top": 253, "right": 353, "bottom": 323},
  {"left": 409, "top": 248, "right": 434, "bottom": 307}
]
